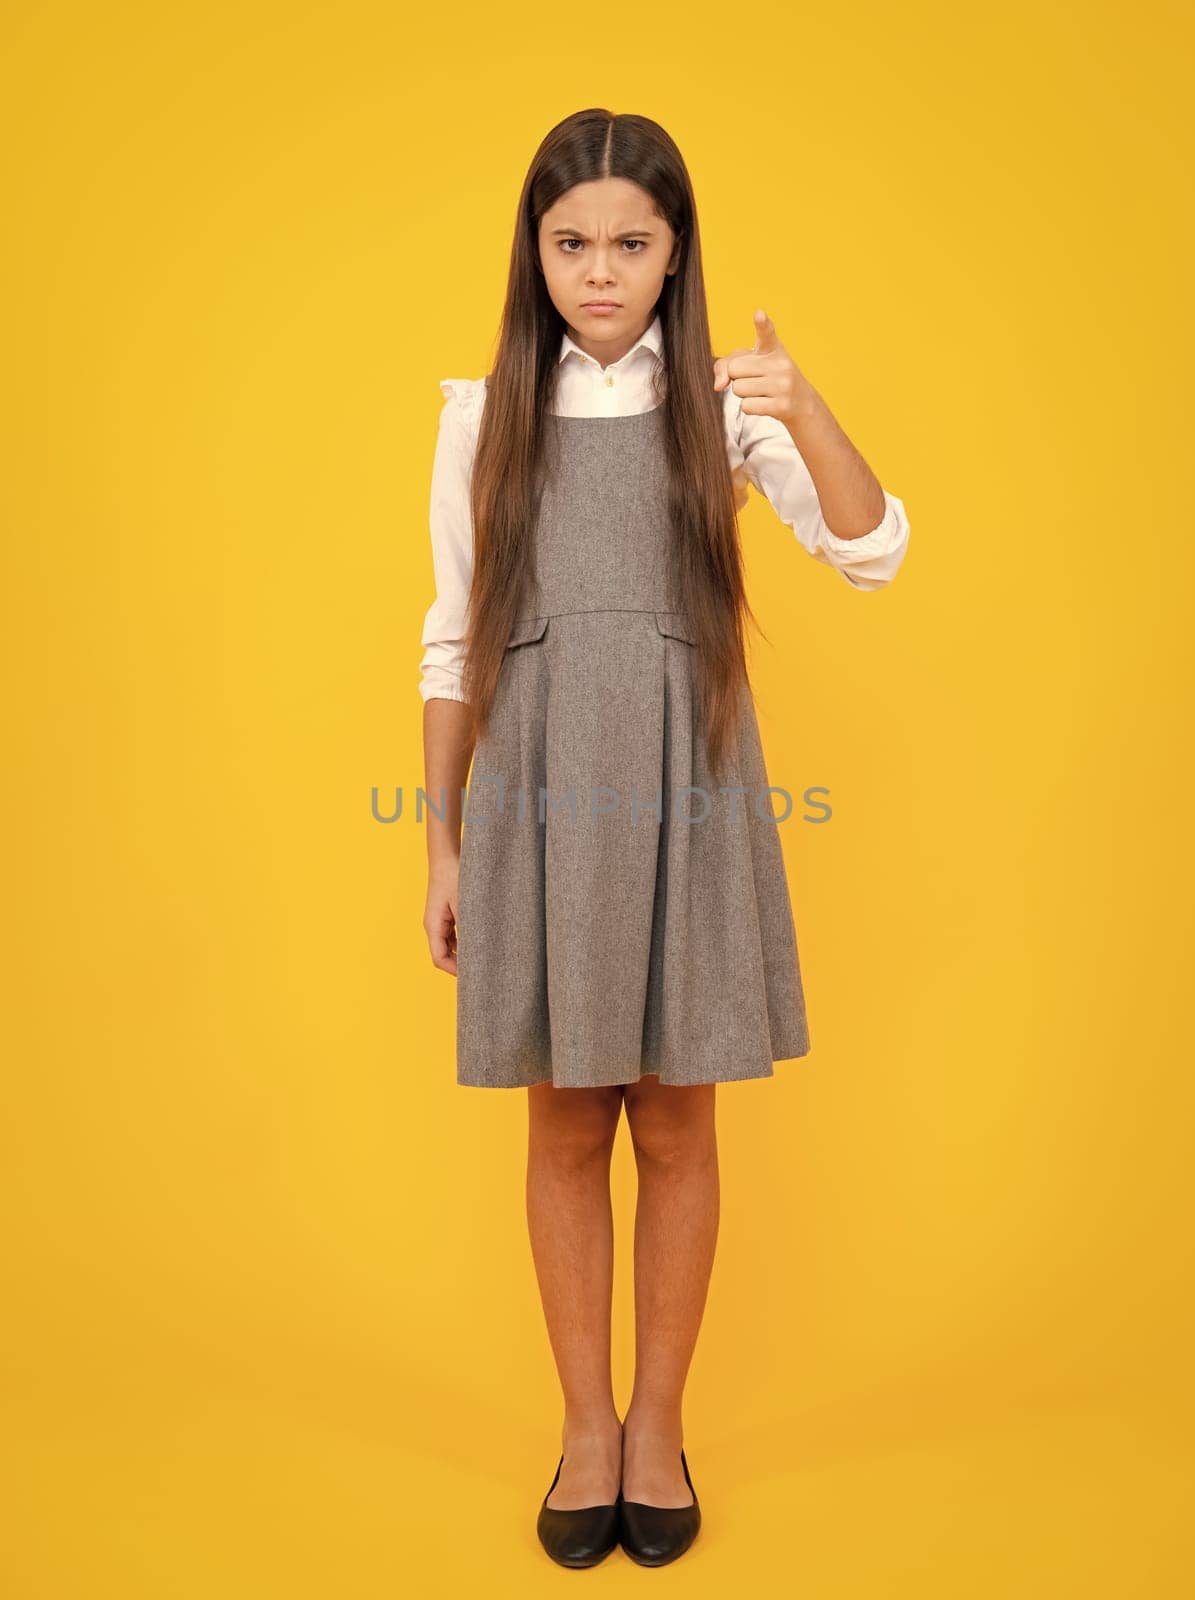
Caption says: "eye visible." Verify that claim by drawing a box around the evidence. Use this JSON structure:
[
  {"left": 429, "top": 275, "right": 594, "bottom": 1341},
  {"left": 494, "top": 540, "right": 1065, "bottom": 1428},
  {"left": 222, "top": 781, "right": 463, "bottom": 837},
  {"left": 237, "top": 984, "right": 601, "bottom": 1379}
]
[{"left": 557, "top": 239, "right": 646, "bottom": 254}]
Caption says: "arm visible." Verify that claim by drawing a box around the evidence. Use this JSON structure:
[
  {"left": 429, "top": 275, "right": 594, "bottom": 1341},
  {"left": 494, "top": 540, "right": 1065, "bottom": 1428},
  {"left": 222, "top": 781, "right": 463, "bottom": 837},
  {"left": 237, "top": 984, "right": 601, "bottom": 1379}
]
[
  {"left": 420, "top": 383, "right": 479, "bottom": 974},
  {"left": 418, "top": 382, "right": 475, "bottom": 705},
  {"left": 717, "top": 310, "right": 910, "bottom": 590},
  {"left": 423, "top": 699, "right": 474, "bottom": 976},
  {"left": 726, "top": 388, "right": 910, "bottom": 590}
]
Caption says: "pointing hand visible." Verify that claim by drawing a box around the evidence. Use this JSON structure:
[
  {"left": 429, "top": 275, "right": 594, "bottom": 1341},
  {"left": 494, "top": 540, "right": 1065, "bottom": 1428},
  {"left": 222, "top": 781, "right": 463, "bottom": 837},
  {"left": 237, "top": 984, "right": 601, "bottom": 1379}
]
[{"left": 713, "top": 309, "right": 816, "bottom": 429}]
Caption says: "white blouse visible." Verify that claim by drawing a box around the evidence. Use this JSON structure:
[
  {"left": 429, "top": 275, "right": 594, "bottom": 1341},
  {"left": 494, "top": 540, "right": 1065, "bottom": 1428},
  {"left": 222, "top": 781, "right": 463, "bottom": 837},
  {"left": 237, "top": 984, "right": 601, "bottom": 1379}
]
[{"left": 419, "top": 313, "right": 910, "bottom": 703}]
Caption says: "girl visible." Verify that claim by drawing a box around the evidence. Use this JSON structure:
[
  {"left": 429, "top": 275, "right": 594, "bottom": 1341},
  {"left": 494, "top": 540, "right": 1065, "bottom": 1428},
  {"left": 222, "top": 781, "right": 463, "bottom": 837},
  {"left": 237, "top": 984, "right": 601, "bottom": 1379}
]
[{"left": 420, "top": 109, "right": 909, "bottom": 1568}]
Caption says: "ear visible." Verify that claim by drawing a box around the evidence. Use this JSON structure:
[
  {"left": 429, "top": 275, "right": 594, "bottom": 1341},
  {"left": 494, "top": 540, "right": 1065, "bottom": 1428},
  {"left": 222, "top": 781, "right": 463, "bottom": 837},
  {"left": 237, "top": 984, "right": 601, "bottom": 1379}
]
[{"left": 667, "top": 232, "right": 683, "bottom": 275}]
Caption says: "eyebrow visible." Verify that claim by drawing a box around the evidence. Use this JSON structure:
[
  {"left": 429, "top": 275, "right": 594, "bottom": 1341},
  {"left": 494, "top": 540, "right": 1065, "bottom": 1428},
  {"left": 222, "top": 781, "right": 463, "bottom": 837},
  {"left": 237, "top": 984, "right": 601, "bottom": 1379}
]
[{"left": 548, "top": 226, "right": 656, "bottom": 238}]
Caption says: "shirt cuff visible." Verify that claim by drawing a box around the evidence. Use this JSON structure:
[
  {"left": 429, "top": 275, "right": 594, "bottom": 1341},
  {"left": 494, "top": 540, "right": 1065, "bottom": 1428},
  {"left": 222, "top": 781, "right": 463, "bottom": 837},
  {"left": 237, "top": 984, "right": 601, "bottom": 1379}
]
[
  {"left": 419, "top": 675, "right": 469, "bottom": 704},
  {"left": 818, "top": 496, "right": 900, "bottom": 556}
]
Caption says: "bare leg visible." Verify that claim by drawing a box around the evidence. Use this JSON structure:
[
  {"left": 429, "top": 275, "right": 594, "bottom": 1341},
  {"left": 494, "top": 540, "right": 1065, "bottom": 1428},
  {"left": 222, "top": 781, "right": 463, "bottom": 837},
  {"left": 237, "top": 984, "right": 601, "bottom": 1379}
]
[
  {"left": 620, "top": 1074, "right": 718, "bottom": 1506},
  {"left": 526, "top": 1080, "right": 625, "bottom": 1509}
]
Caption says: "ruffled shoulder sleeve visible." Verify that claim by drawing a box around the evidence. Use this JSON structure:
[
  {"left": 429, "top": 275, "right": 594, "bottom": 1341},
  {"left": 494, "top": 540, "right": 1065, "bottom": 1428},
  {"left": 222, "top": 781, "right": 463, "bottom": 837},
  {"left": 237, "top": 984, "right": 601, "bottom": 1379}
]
[{"left": 438, "top": 376, "right": 487, "bottom": 439}]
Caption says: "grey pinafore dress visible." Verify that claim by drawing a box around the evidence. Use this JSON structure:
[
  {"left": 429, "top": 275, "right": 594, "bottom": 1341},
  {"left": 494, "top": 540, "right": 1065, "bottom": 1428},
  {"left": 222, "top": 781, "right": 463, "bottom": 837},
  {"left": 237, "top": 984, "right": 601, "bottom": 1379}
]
[{"left": 456, "top": 405, "right": 811, "bottom": 1089}]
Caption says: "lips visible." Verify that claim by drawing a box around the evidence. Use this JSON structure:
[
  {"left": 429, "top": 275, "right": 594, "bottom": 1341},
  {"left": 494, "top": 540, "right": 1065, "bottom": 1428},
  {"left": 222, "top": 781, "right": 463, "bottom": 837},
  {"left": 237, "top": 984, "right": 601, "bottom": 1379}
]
[{"left": 583, "top": 301, "right": 620, "bottom": 308}]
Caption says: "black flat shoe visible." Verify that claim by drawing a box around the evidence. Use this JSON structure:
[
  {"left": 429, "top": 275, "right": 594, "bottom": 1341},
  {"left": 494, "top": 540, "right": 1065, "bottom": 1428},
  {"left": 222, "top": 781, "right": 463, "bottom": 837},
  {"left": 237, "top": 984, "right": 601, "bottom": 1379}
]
[
  {"left": 536, "top": 1453, "right": 622, "bottom": 1568},
  {"left": 618, "top": 1447, "right": 701, "bottom": 1566}
]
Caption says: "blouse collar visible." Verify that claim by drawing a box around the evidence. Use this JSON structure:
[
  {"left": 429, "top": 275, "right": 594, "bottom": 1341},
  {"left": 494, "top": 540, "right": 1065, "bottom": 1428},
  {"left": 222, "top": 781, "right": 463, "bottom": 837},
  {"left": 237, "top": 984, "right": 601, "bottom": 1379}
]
[{"left": 557, "top": 313, "right": 664, "bottom": 370}]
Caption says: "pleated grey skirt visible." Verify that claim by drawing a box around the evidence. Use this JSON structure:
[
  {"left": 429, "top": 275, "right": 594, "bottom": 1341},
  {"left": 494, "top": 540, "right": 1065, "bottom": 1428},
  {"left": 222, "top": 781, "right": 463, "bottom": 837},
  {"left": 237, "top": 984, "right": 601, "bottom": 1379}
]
[{"left": 455, "top": 407, "right": 811, "bottom": 1088}]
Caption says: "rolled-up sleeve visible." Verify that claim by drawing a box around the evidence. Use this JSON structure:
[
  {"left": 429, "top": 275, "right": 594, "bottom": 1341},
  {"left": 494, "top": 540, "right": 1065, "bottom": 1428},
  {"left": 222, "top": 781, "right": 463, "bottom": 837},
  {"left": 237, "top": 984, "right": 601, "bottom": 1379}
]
[
  {"left": 723, "top": 388, "right": 910, "bottom": 591},
  {"left": 419, "top": 381, "right": 477, "bottom": 703}
]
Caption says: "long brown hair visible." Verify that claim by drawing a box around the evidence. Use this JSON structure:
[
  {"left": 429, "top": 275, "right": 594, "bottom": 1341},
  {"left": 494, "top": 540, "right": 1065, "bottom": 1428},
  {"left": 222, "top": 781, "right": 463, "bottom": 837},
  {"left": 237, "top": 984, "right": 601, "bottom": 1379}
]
[{"left": 461, "top": 108, "right": 758, "bottom": 781}]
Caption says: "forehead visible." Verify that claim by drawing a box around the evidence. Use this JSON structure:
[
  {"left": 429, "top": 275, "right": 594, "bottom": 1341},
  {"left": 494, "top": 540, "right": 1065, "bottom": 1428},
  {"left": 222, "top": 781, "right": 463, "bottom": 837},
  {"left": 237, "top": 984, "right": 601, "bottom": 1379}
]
[{"left": 540, "top": 177, "right": 661, "bottom": 231}]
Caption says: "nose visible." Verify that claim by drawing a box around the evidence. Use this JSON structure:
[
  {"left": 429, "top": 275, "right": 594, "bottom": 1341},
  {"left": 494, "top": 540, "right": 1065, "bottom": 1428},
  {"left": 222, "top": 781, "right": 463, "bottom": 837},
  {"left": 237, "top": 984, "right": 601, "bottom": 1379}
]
[{"left": 586, "top": 250, "right": 617, "bottom": 284}]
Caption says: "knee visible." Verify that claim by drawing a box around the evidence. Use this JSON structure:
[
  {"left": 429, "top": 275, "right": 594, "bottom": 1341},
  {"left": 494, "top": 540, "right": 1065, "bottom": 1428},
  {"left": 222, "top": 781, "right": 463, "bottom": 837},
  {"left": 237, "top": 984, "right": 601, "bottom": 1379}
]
[
  {"left": 624, "top": 1085, "right": 716, "bottom": 1168},
  {"left": 528, "top": 1083, "right": 623, "bottom": 1167}
]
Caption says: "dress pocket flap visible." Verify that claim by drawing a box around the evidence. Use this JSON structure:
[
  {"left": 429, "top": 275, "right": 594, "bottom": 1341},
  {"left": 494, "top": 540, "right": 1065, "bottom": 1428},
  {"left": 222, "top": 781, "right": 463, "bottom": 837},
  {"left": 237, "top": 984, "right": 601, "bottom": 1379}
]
[
  {"left": 506, "top": 614, "right": 550, "bottom": 648},
  {"left": 654, "top": 611, "right": 697, "bottom": 645}
]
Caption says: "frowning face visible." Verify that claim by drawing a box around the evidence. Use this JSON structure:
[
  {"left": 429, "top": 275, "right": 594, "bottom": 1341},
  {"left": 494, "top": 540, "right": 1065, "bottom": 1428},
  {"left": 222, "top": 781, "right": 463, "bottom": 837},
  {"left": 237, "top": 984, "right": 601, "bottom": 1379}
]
[{"left": 538, "top": 176, "right": 680, "bottom": 366}]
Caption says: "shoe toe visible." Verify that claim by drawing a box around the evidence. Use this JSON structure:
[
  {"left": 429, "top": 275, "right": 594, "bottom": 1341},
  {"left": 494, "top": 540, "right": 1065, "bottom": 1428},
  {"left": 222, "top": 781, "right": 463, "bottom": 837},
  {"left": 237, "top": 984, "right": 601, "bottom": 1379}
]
[
  {"left": 537, "top": 1502, "right": 619, "bottom": 1567},
  {"left": 618, "top": 1499, "right": 701, "bottom": 1565}
]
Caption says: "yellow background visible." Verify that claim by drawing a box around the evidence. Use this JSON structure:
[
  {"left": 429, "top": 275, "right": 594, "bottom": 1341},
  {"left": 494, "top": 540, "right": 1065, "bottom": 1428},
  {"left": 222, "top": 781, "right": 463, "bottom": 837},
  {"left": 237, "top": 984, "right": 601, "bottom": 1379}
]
[{"left": 3, "top": 1, "right": 1192, "bottom": 1593}]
